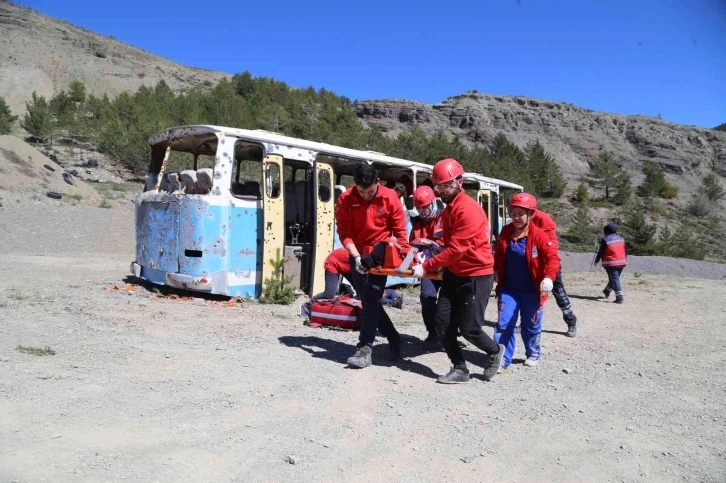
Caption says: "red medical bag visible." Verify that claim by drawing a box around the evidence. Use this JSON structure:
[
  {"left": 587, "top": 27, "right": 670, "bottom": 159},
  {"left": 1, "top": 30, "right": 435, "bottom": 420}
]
[{"left": 309, "top": 296, "right": 362, "bottom": 330}]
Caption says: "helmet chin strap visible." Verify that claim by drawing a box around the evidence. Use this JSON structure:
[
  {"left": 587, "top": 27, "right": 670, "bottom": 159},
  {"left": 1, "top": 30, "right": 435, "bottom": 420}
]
[{"left": 421, "top": 202, "right": 436, "bottom": 221}]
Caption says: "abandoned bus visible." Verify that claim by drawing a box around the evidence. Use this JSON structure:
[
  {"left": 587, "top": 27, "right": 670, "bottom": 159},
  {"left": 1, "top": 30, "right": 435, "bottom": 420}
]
[{"left": 130, "top": 125, "right": 523, "bottom": 299}]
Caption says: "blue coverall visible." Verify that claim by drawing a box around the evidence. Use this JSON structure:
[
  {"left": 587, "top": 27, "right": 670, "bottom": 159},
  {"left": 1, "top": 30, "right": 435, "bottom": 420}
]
[{"left": 494, "top": 236, "right": 543, "bottom": 368}]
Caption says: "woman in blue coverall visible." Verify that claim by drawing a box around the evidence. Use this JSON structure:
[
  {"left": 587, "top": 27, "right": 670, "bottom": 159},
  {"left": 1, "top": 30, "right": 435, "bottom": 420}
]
[{"left": 493, "top": 193, "right": 560, "bottom": 373}]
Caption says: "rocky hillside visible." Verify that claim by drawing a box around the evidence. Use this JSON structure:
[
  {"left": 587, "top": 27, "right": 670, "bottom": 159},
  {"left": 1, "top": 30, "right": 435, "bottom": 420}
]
[
  {"left": 0, "top": 1, "right": 228, "bottom": 115},
  {"left": 355, "top": 92, "right": 726, "bottom": 201}
]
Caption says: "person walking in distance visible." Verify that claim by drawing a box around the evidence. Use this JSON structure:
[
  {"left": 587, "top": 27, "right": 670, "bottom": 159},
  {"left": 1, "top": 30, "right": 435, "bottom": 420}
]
[
  {"left": 412, "top": 158, "right": 505, "bottom": 383},
  {"left": 409, "top": 185, "right": 445, "bottom": 349},
  {"left": 336, "top": 163, "right": 409, "bottom": 368},
  {"left": 493, "top": 193, "right": 560, "bottom": 373},
  {"left": 530, "top": 206, "right": 579, "bottom": 337},
  {"left": 594, "top": 223, "right": 627, "bottom": 304}
]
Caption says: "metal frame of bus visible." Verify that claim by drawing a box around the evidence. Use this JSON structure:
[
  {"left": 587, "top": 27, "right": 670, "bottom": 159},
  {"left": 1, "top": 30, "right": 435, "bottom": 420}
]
[{"left": 131, "top": 125, "right": 522, "bottom": 299}]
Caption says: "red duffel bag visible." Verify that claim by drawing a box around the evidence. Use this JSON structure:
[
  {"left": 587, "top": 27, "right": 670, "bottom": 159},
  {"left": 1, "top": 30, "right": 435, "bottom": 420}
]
[{"left": 309, "top": 295, "right": 362, "bottom": 330}]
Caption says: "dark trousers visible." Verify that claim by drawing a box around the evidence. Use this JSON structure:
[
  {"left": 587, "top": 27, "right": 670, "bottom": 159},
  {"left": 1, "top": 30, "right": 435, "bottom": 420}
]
[
  {"left": 349, "top": 256, "right": 399, "bottom": 347},
  {"left": 434, "top": 271, "right": 498, "bottom": 367},
  {"left": 605, "top": 266, "right": 624, "bottom": 296},
  {"left": 552, "top": 268, "right": 577, "bottom": 325},
  {"left": 300, "top": 271, "right": 353, "bottom": 319},
  {"left": 420, "top": 278, "right": 441, "bottom": 337}
]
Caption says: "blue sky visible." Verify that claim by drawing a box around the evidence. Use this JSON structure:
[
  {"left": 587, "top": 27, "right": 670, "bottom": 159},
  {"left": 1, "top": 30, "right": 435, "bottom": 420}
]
[{"left": 26, "top": 0, "right": 726, "bottom": 128}]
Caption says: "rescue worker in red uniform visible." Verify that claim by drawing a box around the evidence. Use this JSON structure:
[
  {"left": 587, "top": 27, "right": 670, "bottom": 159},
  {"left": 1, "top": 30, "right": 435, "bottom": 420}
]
[
  {"left": 409, "top": 186, "right": 445, "bottom": 348},
  {"left": 413, "top": 158, "right": 505, "bottom": 384},
  {"left": 594, "top": 223, "right": 627, "bottom": 303},
  {"left": 299, "top": 247, "right": 354, "bottom": 323},
  {"left": 336, "top": 163, "right": 409, "bottom": 369},
  {"left": 493, "top": 193, "right": 560, "bottom": 372},
  {"left": 530, "top": 208, "right": 579, "bottom": 337}
]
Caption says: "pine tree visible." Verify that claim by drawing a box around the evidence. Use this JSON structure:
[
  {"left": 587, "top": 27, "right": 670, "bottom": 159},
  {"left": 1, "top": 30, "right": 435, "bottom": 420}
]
[
  {"left": 699, "top": 173, "right": 725, "bottom": 201},
  {"left": 564, "top": 206, "right": 596, "bottom": 244},
  {"left": 619, "top": 200, "right": 657, "bottom": 255},
  {"left": 525, "top": 140, "right": 565, "bottom": 198},
  {"left": 0, "top": 97, "right": 18, "bottom": 134},
  {"left": 259, "top": 248, "right": 296, "bottom": 304},
  {"left": 20, "top": 91, "right": 53, "bottom": 141},
  {"left": 638, "top": 161, "right": 677, "bottom": 199},
  {"left": 612, "top": 171, "right": 632, "bottom": 206},
  {"left": 574, "top": 182, "right": 590, "bottom": 204},
  {"left": 587, "top": 151, "right": 621, "bottom": 200},
  {"left": 68, "top": 80, "right": 86, "bottom": 104}
]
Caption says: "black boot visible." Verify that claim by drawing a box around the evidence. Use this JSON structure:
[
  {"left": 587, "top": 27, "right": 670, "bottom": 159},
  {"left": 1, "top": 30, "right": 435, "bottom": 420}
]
[
  {"left": 388, "top": 336, "right": 402, "bottom": 362},
  {"left": 564, "top": 314, "right": 577, "bottom": 338}
]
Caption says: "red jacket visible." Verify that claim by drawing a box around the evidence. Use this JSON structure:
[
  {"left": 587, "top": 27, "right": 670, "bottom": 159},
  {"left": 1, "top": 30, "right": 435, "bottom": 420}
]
[
  {"left": 324, "top": 248, "right": 351, "bottom": 275},
  {"left": 335, "top": 184, "right": 408, "bottom": 255},
  {"left": 494, "top": 223, "right": 560, "bottom": 307},
  {"left": 423, "top": 190, "right": 494, "bottom": 277},
  {"left": 530, "top": 210, "right": 559, "bottom": 251},
  {"left": 409, "top": 210, "right": 444, "bottom": 246}
]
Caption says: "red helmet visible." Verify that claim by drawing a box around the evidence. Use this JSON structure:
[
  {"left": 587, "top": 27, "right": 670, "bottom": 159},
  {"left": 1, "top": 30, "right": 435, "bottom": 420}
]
[
  {"left": 510, "top": 192, "right": 537, "bottom": 211},
  {"left": 413, "top": 186, "right": 436, "bottom": 207},
  {"left": 431, "top": 158, "right": 465, "bottom": 185}
]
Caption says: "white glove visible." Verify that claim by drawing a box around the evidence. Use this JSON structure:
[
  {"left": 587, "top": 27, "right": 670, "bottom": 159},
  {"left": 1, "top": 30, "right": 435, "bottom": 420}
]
[
  {"left": 540, "top": 277, "right": 553, "bottom": 293},
  {"left": 354, "top": 256, "right": 365, "bottom": 274},
  {"left": 411, "top": 264, "right": 425, "bottom": 279}
]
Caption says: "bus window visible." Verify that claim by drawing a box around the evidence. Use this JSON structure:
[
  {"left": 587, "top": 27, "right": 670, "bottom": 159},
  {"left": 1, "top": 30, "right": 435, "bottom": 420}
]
[
  {"left": 231, "top": 141, "right": 264, "bottom": 199},
  {"left": 265, "top": 163, "right": 281, "bottom": 198},
  {"left": 318, "top": 169, "right": 331, "bottom": 202}
]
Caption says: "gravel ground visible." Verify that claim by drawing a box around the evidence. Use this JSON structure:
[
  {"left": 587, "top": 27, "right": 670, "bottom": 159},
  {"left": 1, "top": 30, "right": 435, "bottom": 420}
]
[{"left": 1, "top": 189, "right": 725, "bottom": 483}]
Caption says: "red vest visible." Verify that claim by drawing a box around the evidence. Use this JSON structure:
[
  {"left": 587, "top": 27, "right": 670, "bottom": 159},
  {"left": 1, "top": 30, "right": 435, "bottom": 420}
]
[{"left": 602, "top": 234, "right": 627, "bottom": 267}]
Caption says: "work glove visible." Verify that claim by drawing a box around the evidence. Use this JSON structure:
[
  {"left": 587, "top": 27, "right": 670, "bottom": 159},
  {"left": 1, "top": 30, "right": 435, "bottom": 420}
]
[
  {"left": 540, "top": 277, "right": 553, "bottom": 293},
  {"left": 411, "top": 264, "right": 425, "bottom": 279},
  {"left": 354, "top": 256, "right": 365, "bottom": 274}
]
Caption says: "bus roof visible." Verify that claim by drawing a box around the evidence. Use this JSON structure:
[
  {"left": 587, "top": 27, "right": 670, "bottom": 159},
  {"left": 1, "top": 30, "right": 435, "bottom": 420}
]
[
  {"left": 149, "top": 125, "right": 435, "bottom": 173},
  {"left": 150, "top": 125, "right": 524, "bottom": 191},
  {"left": 463, "top": 173, "right": 524, "bottom": 191}
]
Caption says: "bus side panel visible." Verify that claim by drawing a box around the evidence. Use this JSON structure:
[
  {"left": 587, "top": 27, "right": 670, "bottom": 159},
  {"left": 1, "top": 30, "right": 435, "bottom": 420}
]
[
  {"left": 136, "top": 196, "right": 180, "bottom": 273},
  {"left": 178, "top": 198, "right": 227, "bottom": 277},
  {"left": 228, "top": 202, "right": 264, "bottom": 298}
]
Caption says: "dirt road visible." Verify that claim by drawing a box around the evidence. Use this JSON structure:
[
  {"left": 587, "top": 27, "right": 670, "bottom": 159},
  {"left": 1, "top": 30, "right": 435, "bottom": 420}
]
[{"left": 1, "top": 193, "right": 725, "bottom": 482}]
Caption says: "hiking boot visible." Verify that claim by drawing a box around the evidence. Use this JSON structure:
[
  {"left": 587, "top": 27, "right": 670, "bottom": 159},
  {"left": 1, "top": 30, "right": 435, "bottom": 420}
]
[
  {"left": 437, "top": 365, "right": 470, "bottom": 384},
  {"left": 524, "top": 357, "right": 539, "bottom": 367},
  {"left": 388, "top": 336, "right": 402, "bottom": 362},
  {"left": 392, "top": 293, "right": 404, "bottom": 309},
  {"left": 347, "top": 345, "right": 372, "bottom": 369},
  {"left": 602, "top": 289, "right": 611, "bottom": 299},
  {"left": 566, "top": 324, "right": 577, "bottom": 338},
  {"left": 482, "top": 344, "right": 506, "bottom": 381},
  {"left": 614, "top": 297, "right": 624, "bottom": 304}
]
